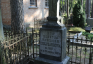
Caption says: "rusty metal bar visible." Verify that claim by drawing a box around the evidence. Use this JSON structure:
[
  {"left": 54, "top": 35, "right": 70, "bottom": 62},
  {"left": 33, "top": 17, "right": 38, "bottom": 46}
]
[{"left": 32, "top": 28, "right": 34, "bottom": 58}]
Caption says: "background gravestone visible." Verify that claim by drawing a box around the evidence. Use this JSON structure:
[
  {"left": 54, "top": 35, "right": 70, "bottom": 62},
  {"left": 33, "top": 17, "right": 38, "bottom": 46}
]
[{"left": 35, "top": 0, "right": 70, "bottom": 64}]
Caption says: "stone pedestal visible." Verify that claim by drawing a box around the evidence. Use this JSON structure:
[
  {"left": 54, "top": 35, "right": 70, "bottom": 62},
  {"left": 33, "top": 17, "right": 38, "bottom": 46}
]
[
  {"left": 35, "top": 56, "right": 70, "bottom": 64},
  {"left": 35, "top": 17, "right": 70, "bottom": 64},
  {"left": 35, "top": 0, "right": 70, "bottom": 63},
  {"left": 86, "top": 18, "right": 93, "bottom": 27}
]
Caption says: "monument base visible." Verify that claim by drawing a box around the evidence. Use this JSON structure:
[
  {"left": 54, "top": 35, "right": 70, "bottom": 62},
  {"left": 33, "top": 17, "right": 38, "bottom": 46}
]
[{"left": 34, "top": 56, "right": 70, "bottom": 64}]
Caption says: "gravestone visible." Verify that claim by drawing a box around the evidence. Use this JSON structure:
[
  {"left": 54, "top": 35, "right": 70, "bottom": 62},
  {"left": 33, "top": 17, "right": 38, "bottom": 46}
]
[
  {"left": 35, "top": 0, "right": 70, "bottom": 64},
  {"left": 85, "top": 27, "right": 91, "bottom": 33}
]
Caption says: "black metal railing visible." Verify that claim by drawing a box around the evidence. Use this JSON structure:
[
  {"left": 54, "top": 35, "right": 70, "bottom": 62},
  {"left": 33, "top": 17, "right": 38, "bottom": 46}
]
[
  {"left": 0, "top": 28, "right": 39, "bottom": 64},
  {"left": 67, "top": 32, "right": 93, "bottom": 64},
  {"left": 1, "top": 28, "right": 93, "bottom": 64},
  {"left": 34, "top": 18, "right": 48, "bottom": 29}
]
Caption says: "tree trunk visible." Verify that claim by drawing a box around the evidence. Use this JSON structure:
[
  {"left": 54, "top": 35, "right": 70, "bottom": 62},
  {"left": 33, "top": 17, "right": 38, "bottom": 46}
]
[
  {"left": 86, "top": 0, "right": 90, "bottom": 18},
  {"left": 10, "top": 0, "right": 25, "bottom": 34},
  {"left": 62, "top": 0, "right": 64, "bottom": 14},
  {"left": 81, "top": 0, "right": 83, "bottom": 7},
  {"left": 67, "top": 0, "right": 69, "bottom": 18},
  {"left": 71, "top": 0, "right": 73, "bottom": 13},
  {"left": 65, "top": 0, "right": 67, "bottom": 13},
  {"left": 91, "top": 0, "right": 93, "bottom": 18},
  {"left": 66, "top": 0, "right": 69, "bottom": 27},
  {"left": 0, "top": 0, "right": 4, "bottom": 41}
]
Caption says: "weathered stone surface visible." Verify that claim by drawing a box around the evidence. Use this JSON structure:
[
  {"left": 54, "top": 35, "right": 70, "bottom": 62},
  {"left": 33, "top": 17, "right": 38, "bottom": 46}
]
[
  {"left": 39, "top": 26, "right": 67, "bottom": 62},
  {"left": 49, "top": 0, "right": 60, "bottom": 17},
  {"left": 40, "top": 30, "right": 61, "bottom": 57},
  {"left": 86, "top": 18, "right": 93, "bottom": 27},
  {"left": 62, "top": 27, "right": 67, "bottom": 60},
  {"left": 49, "top": 0, "right": 57, "bottom": 17}
]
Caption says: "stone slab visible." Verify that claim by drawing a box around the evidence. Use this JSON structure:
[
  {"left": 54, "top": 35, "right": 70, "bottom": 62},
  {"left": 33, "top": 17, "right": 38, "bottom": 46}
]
[
  {"left": 86, "top": 18, "right": 93, "bottom": 27},
  {"left": 39, "top": 27, "right": 67, "bottom": 62},
  {"left": 85, "top": 27, "right": 91, "bottom": 33},
  {"left": 35, "top": 56, "right": 70, "bottom": 64}
]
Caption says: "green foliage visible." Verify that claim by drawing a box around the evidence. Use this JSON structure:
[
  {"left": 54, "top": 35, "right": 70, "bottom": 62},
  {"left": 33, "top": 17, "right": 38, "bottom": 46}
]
[
  {"left": 73, "top": 0, "right": 86, "bottom": 28},
  {"left": 82, "top": 32, "right": 89, "bottom": 36},
  {"left": 69, "top": 27, "right": 85, "bottom": 32},
  {"left": 69, "top": 0, "right": 77, "bottom": 12},
  {"left": 62, "top": 13, "right": 68, "bottom": 24},
  {"left": 82, "top": 32, "right": 93, "bottom": 41}
]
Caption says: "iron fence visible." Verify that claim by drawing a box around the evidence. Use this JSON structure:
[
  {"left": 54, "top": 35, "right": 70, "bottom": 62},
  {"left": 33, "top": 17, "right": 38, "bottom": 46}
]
[
  {"left": 34, "top": 18, "right": 48, "bottom": 29},
  {"left": 67, "top": 31, "right": 93, "bottom": 64},
  {"left": 1, "top": 28, "right": 93, "bottom": 64},
  {"left": 0, "top": 28, "right": 40, "bottom": 64}
]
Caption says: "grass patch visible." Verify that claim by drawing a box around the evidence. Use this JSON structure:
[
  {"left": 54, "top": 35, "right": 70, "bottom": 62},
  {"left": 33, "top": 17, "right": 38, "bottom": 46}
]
[{"left": 69, "top": 27, "right": 85, "bottom": 32}]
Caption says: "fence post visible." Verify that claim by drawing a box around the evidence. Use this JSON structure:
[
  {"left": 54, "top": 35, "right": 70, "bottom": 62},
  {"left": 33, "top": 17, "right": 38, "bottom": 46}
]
[
  {"left": 89, "top": 38, "right": 92, "bottom": 64},
  {"left": 32, "top": 28, "right": 34, "bottom": 58},
  {"left": 67, "top": 31, "right": 70, "bottom": 56},
  {"left": 34, "top": 18, "right": 35, "bottom": 29},
  {"left": 0, "top": 41, "right": 1, "bottom": 64}
]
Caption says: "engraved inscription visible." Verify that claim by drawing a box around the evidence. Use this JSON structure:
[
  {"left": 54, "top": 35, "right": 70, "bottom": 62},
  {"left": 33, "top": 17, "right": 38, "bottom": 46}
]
[{"left": 40, "top": 30, "right": 61, "bottom": 57}]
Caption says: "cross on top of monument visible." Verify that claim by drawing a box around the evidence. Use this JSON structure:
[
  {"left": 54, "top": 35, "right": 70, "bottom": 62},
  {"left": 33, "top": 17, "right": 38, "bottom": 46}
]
[
  {"left": 49, "top": 0, "right": 60, "bottom": 17},
  {"left": 43, "top": 0, "right": 64, "bottom": 28}
]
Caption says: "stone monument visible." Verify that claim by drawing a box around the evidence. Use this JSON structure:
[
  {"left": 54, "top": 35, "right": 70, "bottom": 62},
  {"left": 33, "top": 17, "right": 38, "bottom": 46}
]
[{"left": 35, "top": 0, "right": 70, "bottom": 64}]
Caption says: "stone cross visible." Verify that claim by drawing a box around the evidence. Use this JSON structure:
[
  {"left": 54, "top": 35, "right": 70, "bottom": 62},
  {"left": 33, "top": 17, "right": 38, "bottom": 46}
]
[{"left": 49, "top": 0, "right": 60, "bottom": 17}]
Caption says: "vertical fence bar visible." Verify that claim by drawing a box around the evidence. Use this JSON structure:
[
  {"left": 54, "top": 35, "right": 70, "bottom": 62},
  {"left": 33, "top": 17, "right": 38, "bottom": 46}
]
[
  {"left": 4, "top": 49, "right": 6, "bottom": 64},
  {"left": 8, "top": 29, "right": 10, "bottom": 38},
  {"left": 13, "top": 45, "right": 15, "bottom": 64},
  {"left": 32, "top": 28, "right": 34, "bottom": 58},
  {"left": 71, "top": 36, "right": 74, "bottom": 64},
  {"left": 34, "top": 18, "right": 35, "bottom": 30},
  {"left": 36, "top": 32, "right": 37, "bottom": 57},
  {"left": 9, "top": 48, "right": 12, "bottom": 64},
  {"left": 6, "top": 48, "right": 9, "bottom": 64},
  {"left": 29, "top": 33, "right": 31, "bottom": 56},
  {"left": 89, "top": 38, "right": 92, "bottom": 64},
  {"left": 68, "top": 32, "right": 70, "bottom": 56},
  {"left": 92, "top": 39, "right": 93, "bottom": 64},
  {"left": 80, "top": 37, "right": 83, "bottom": 64},
  {"left": 26, "top": 28, "right": 29, "bottom": 57},
  {"left": 23, "top": 33, "right": 26, "bottom": 58},
  {"left": 15, "top": 35, "right": 17, "bottom": 63},
  {"left": 14, "top": 36, "right": 16, "bottom": 63},
  {"left": 7, "top": 48, "right": 9, "bottom": 64},
  {"left": 6, "top": 30, "right": 7, "bottom": 40},
  {"left": 17, "top": 42, "right": 19, "bottom": 63},
  {"left": 0, "top": 41, "right": 2, "bottom": 64},
  {"left": 10, "top": 38, "right": 13, "bottom": 64},
  {"left": 25, "top": 36, "right": 26, "bottom": 58},
  {"left": 26, "top": 27, "right": 28, "bottom": 57},
  {"left": 84, "top": 35, "right": 87, "bottom": 64},
  {"left": 22, "top": 33, "right": 25, "bottom": 59},
  {"left": 12, "top": 35, "right": 14, "bottom": 63},
  {"left": 19, "top": 39, "right": 22, "bottom": 62},
  {"left": 27, "top": 35, "right": 29, "bottom": 57},
  {"left": 75, "top": 33, "right": 78, "bottom": 63}
]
